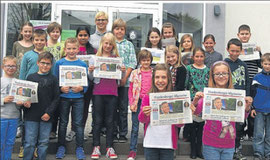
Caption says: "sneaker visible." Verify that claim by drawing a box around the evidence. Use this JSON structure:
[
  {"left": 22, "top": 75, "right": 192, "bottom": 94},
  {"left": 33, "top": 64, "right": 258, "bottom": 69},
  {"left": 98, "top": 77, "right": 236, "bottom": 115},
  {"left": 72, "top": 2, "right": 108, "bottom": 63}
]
[
  {"left": 234, "top": 151, "right": 247, "bottom": 160},
  {"left": 88, "top": 130, "right": 93, "bottom": 137},
  {"left": 16, "top": 129, "right": 22, "bottom": 138},
  {"left": 34, "top": 147, "right": 38, "bottom": 158},
  {"left": 18, "top": 146, "right": 24, "bottom": 158},
  {"left": 253, "top": 155, "right": 263, "bottom": 160},
  {"left": 76, "top": 147, "right": 86, "bottom": 160},
  {"left": 56, "top": 146, "right": 66, "bottom": 159},
  {"left": 66, "top": 130, "right": 76, "bottom": 142},
  {"left": 101, "top": 130, "right": 106, "bottom": 137},
  {"left": 84, "top": 134, "right": 88, "bottom": 141},
  {"left": 240, "top": 136, "right": 244, "bottom": 141},
  {"left": 127, "top": 151, "right": 136, "bottom": 160},
  {"left": 119, "top": 136, "right": 127, "bottom": 143},
  {"left": 106, "top": 147, "right": 118, "bottom": 159},
  {"left": 113, "top": 135, "right": 119, "bottom": 143},
  {"left": 50, "top": 132, "right": 57, "bottom": 139},
  {"left": 91, "top": 146, "right": 101, "bottom": 159}
]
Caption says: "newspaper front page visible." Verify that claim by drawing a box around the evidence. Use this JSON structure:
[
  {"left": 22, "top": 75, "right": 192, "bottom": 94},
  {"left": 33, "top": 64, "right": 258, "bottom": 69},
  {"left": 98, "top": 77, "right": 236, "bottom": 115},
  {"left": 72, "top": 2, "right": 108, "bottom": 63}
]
[
  {"left": 150, "top": 91, "right": 193, "bottom": 126},
  {"left": 239, "top": 43, "right": 260, "bottom": 61},
  {"left": 9, "top": 79, "right": 38, "bottom": 103},
  {"left": 141, "top": 47, "right": 165, "bottom": 64},
  {"left": 161, "top": 38, "right": 176, "bottom": 48},
  {"left": 59, "top": 66, "right": 88, "bottom": 86},
  {"left": 93, "top": 56, "right": 123, "bottom": 79},
  {"left": 203, "top": 88, "right": 246, "bottom": 122},
  {"left": 77, "top": 55, "right": 95, "bottom": 67}
]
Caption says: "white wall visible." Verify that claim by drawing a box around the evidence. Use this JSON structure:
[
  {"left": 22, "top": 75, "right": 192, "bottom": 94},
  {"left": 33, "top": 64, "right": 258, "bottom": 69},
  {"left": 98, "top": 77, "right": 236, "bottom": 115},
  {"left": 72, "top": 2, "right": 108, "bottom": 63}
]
[{"left": 225, "top": 3, "right": 270, "bottom": 57}]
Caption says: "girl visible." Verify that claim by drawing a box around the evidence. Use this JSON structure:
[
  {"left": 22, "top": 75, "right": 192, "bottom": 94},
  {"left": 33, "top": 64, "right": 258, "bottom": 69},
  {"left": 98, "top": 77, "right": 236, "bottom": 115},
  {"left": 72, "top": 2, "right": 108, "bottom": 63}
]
[
  {"left": 192, "top": 61, "right": 252, "bottom": 160},
  {"left": 179, "top": 34, "right": 195, "bottom": 66},
  {"left": 185, "top": 47, "right": 209, "bottom": 159},
  {"left": 45, "top": 22, "right": 64, "bottom": 61},
  {"left": 127, "top": 49, "right": 153, "bottom": 160},
  {"left": 165, "top": 45, "right": 186, "bottom": 91},
  {"left": 161, "top": 22, "right": 180, "bottom": 47},
  {"left": 12, "top": 22, "right": 34, "bottom": 78},
  {"left": 88, "top": 33, "right": 125, "bottom": 159},
  {"left": 203, "top": 34, "right": 223, "bottom": 68},
  {"left": 138, "top": 64, "right": 186, "bottom": 160},
  {"left": 145, "top": 27, "right": 162, "bottom": 49}
]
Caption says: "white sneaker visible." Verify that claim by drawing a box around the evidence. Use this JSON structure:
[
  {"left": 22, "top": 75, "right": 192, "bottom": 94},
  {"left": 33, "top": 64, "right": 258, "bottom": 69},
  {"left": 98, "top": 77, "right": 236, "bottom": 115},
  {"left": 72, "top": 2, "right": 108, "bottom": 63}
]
[{"left": 65, "top": 130, "right": 76, "bottom": 142}]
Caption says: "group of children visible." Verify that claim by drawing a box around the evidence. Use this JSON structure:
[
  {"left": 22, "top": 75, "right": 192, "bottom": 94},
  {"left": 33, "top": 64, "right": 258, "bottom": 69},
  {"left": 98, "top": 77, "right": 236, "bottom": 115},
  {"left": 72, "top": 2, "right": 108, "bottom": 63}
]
[{"left": 1, "top": 10, "right": 270, "bottom": 160}]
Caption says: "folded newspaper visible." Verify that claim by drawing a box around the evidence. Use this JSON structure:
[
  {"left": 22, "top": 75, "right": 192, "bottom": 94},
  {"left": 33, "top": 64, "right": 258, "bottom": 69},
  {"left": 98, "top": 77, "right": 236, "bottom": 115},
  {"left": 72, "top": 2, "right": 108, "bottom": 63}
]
[{"left": 141, "top": 47, "right": 165, "bottom": 64}]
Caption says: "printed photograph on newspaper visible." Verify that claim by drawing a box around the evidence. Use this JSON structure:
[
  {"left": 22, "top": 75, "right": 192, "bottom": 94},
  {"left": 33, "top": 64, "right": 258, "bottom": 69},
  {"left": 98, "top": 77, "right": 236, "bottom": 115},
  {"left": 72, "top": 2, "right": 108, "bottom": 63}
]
[
  {"left": 150, "top": 91, "right": 192, "bottom": 126},
  {"left": 239, "top": 43, "right": 260, "bottom": 61},
  {"left": 9, "top": 79, "right": 38, "bottom": 103},
  {"left": 141, "top": 47, "right": 165, "bottom": 64},
  {"left": 203, "top": 88, "right": 246, "bottom": 122},
  {"left": 77, "top": 55, "right": 95, "bottom": 67},
  {"left": 161, "top": 38, "right": 176, "bottom": 48},
  {"left": 59, "top": 65, "right": 88, "bottom": 86},
  {"left": 93, "top": 56, "right": 123, "bottom": 79}
]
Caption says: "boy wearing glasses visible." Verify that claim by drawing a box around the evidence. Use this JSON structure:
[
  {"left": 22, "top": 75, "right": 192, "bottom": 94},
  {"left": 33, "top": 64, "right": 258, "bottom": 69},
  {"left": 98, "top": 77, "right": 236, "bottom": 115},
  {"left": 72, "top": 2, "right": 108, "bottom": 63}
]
[
  {"left": 224, "top": 38, "right": 250, "bottom": 160},
  {"left": 23, "top": 52, "right": 59, "bottom": 160}
]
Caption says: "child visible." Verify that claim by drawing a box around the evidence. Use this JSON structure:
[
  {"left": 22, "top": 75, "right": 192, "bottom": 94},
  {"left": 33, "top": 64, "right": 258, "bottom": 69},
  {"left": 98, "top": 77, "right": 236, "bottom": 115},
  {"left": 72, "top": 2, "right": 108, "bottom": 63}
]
[
  {"left": 179, "top": 34, "right": 195, "bottom": 66},
  {"left": 45, "top": 22, "right": 64, "bottom": 61},
  {"left": 127, "top": 49, "right": 153, "bottom": 160},
  {"left": 19, "top": 29, "right": 47, "bottom": 80},
  {"left": 23, "top": 52, "right": 59, "bottom": 160},
  {"left": 161, "top": 22, "right": 180, "bottom": 47},
  {"left": 12, "top": 22, "right": 34, "bottom": 78},
  {"left": 89, "top": 33, "right": 125, "bottom": 159},
  {"left": 185, "top": 47, "right": 209, "bottom": 159},
  {"left": 192, "top": 61, "right": 252, "bottom": 160},
  {"left": 0, "top": 56, "right": 25, "bottom": 160},
  {"left": 138, "top": 64, "right": 185, "bottom": 160},
  {"left": 203, "top": 34, "right": 223, "bottom": 68},
  {"left": 145, "top": 27, "right": 162, "bottom": 49},
  {"left": 250, "top": 53, "right": 270, "bottom": 160},
  {"left": 165, "top": 45, "right": 186, "bottom": 91},
  {"left": 224, "top": 38, "right": 250, "bottom": 160},
  {"left": 54, "top": 37, "right": 88, "bottom": 159},
  {"left": 112, "top": 18, "right": 137, "bottom": 143}
]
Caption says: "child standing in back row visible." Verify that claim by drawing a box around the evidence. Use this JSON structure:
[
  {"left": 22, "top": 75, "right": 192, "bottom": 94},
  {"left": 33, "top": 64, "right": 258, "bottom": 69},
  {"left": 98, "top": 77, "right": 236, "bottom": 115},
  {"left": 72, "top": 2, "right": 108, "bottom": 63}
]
[
  {"left": 161, "top": 22, "right": 180, "bottom": 47},
  {"left": 127, "top": 49, "right": 153, "bottom": 160}
]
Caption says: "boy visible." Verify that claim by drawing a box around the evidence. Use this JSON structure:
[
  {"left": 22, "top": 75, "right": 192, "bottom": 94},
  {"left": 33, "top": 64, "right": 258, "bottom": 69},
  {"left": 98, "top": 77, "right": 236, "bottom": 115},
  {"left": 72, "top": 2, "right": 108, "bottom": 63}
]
[
  {"left": 112, "top": 18, "right": 137, "bottom": 143},
  {"left": 23, "top": 52, "right": 59, "bottom": 160},
  {"left": 54, "top": 37, "right": 88, "bottom": 159},
  {"left": 251, "top": 53, "right": 270, "bottom": 160},
  {"left": 0, "top": 56, "right": 27, "bottom": 160},
  {"left": 224, "top": 38, "right": 250, "bottom": 160}
]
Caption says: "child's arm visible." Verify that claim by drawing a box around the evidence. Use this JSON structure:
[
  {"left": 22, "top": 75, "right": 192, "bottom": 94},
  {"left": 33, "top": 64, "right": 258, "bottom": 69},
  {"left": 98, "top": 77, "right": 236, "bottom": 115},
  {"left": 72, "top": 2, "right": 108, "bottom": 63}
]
[
  {"left": 120, "top": 67, "right": 132, "bottom": 86},
  {"left": 138, "top": 95, "right": 151, "bottom": 123},
  {"left": 244, "top": 96, "right": 252, "bottom": 118},
  {"left": 19, "top": 54, "right": 28, "bottom": 80},
  {"left": 128, "top": 82, "right": 137, "bottom": 112},
  {"left": 192, "top": 92, "right": 204, "bottom": 115}
]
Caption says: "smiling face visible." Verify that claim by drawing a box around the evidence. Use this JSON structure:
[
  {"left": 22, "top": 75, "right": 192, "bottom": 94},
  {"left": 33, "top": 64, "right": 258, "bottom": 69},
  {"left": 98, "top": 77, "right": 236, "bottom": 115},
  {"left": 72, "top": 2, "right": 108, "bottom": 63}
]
[
  {"left": 64, "top": 43, "right": 79, "bottom": 60},
  {"left": 149, "top": 31, "right": 161, "bottom": 48},
  {"left": 95, "top": 15, "right": 108, "bottom": 33},
  {"left": 77, "top": 30, "right": 89, "bottom": 46},
  {"left": 262, "top": 60, "right": 270, "bottom": 72},
  {"left": 33, "top": 35, "right": 47, "bottom": 52},
  {"left": 140, "top": 57, "right": 151, "bottom": 70},
  {"left": 182, "top": 37, "right": 192, "bottom": 52},
  {"left": 49, "top": 28, "right": 61, "bottom": 41},
  {"left": 21, "top": 25, "right": 33, "bottom": 41},
  {"left": 102, "top": 38, "right": 113, "bottom": 55},
  {"left": 214, "top": 98, "right": 222, "bottom": 110},
  {"left": 213, "top": 64, "right": 230, "bottom": 88},
  {"left": 17, "top": 87, "right": 24, "bottom": 96},
  {"left": 166, "top": 51, "right": 178, "bottom": 66},
  {"left": 227, "top": 44, "right": 241, "bottom": 62},
  {"left": 37, "top": 58, "right": 52, "bottom": 74},
  {"left": 163, "top": 27, "right": 174, "bottom": 39},
  {"left": 113, "top": 27, "right": 125, "bottom": 41},
  {"left": 203, "top": 38, "right": 216, "bottom": 53},
  {"left": 161, "top": 103, "right": 170, "bottom": 114},
  {"left": 237, "top": 30, "right": 251, "bottom": 43},
  {"left": 2, "top": 59, "right": 17, "bottom": 77},
  {"left": 193, "top": 50, "right": 205, "bottom": 66},
  {"left": 154, "top": 70, "right": 168, "bottom": 92}
]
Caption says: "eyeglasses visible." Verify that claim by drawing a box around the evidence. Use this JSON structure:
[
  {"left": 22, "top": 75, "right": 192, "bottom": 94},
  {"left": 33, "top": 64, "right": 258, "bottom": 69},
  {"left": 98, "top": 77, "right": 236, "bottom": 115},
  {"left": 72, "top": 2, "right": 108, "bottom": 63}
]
[
  {"left": 213, "top": 72, "right": 230, "bottom": 77},
  {"left": 39, "top": 62, "right": 51, "bottom": 66},
  {"left": 4, "top": 65, "right": 16, "bottom": 69},
  {"left": 96, "top": 19, "right": 107, "bottom": 22}
]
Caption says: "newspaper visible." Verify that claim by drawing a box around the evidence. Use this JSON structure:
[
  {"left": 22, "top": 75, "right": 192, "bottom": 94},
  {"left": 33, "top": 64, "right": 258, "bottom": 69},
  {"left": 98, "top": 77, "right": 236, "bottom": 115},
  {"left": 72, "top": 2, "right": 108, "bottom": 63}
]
[
  {"left": 9, "top": 79, "right": 38, "bottom": 103},
  {"left": 161, "top": 38, "right": 176, "bottom": 48},
  {"left": 59, "top": 66, "right": 88, "bottom": 86},
  {"left": 181, "top": 52, "right": 193, "bottom": 65},
  {"left": 141, "top": 47, "right": 165, "bottom": 64},
  {"left": 93, "top": 56, "right": 123, "bottom": 79},
  {"left": 202, "top": 88, "right": 246, "bottom": 122},
  {"left": 77, "top": 55, "right": 95, "bottom": 67},
  {"left": 150, "top": 91, "right": 193, "bottom": 126},
  {"left": 239, "top": 43, "right": 260, "bottom": 61}
]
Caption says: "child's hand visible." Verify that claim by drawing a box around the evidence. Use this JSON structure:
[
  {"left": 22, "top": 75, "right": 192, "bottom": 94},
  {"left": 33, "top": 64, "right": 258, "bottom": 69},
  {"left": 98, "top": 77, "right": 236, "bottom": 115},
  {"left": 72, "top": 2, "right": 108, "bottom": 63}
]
[
  {"left": 245, "top": 96, "right": 253, "bottom": 112},
  {"left": 24, "top": 101, "right": 31, "bottom": 108},
  {"left": 88, "top": 65, "right": 95, "bottom": 72},
  {"left": 120, "top": 66, "right": 126, "bottom": 72},
  {"left": 251, "top": 110, "right": 256, "bottom": 118},
  {"left": 142, "top": 106, "right": 151, "bottom": 116},
  {"left": 193, "top": 92, "right": 204, "bottom": 105},
  {"left": 4, "top": 96, "right": 14, "bottom": 103},
  {"left": 61, "top": 86, "right": 70, "bottom": 93},
  {"left": 16, "top": 101, "right": 24, "bottom": 106},
  {"left": 41, "top": 113, "right": 50, "bottom": 121},
  {"left": 71, "top": 86, "right": 83, "bottom": 93},
  {"left": 130, "top": 105, "right": 137, "bottom": 112},
  {"left": 190, "top": 103, "right": 196, "bottom": 114}
]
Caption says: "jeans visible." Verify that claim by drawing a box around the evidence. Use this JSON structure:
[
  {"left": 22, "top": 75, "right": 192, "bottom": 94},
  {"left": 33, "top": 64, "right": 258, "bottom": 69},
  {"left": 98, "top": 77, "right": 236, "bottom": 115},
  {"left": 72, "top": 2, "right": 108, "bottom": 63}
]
[
  {"left": 24, "top": 121, "right": 52, "bottom": 160},
  {"left": 203, "top": 144, "right": 234, "bottom": 160},
  {"left": 58, "top": 97, "right": 84, "bottom": 148},
  {"left": 0, "top": 118, "right": 18, "bottom": 160},
  {"left": 130, "top": 99, "right": 141, "bottom": 152},
  {"left": 253, "top": 112, "right": 270, "bottom": 157},
  {"left": 93, "top": 95, "right": 117, "bottom": 147},
  {"left": 114, "top": 87, "right": 129, "bottom": 136},
  {"left": 144, "top": 147, "right": 174, "bottom": 160}
]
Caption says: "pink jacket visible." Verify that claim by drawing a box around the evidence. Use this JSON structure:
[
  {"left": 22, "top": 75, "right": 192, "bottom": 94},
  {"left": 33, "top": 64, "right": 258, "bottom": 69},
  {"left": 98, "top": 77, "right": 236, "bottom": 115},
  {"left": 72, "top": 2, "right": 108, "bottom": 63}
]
[{"left": 138, "top": 95, "right": 183, "bottom": 149}]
